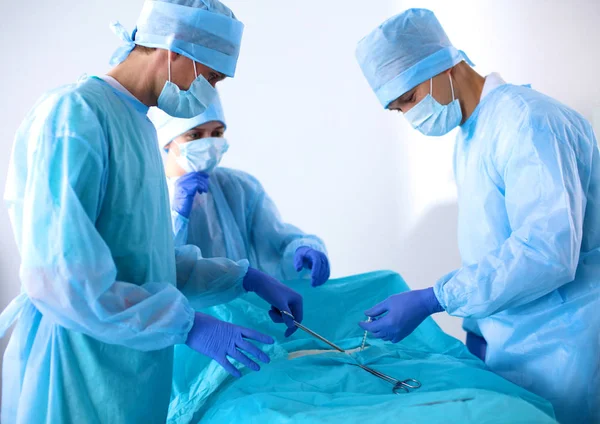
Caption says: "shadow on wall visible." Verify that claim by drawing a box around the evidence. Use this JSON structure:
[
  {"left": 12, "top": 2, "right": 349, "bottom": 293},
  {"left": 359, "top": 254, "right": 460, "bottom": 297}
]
[
  {"left": 398, "top": 201, "right": 465, "bottom": 339},
  {"left": 399, "top": 201, "right": 461, "bottom": 284}
]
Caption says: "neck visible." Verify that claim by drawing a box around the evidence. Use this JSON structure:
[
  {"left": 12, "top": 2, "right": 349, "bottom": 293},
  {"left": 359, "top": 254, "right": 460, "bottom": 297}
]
[
  {"left": 451, "top": 62, "right": 485, "bottom": 124},
  {"left": 107, "top": 53, "right": 158, "bottom": 107}
]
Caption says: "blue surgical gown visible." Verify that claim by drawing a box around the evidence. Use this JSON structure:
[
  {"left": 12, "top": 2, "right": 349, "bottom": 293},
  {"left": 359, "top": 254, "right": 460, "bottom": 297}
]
[
  {"left": 169, "top": 168, "right": 327, "bottom": 281},
  {"left": 1, "top": 76, "right": 247, "bottom": 423},
  {"left": 433, "top": 83, "right": 600, "bottom": 424}
]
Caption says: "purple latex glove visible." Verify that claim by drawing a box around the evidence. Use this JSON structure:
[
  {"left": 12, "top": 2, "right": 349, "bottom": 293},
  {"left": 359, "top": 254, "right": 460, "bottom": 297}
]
[
  {"left": 294, "top": 247, "right": 331, "bottom": 287},
  {"left": 172, "top": 172, "right": 210, "bottom": 218},
  {"left": 185, "top": 312, "right": 274, "bottom": 378},
  {"left": 243, "top": 268, "right": 303, "bottom": 337},
  {"left": 359, "top": 288, "right": 444, "bottom": 343},
  {"left": 466, "top": 332, "right": 488, "bottom": 362}
]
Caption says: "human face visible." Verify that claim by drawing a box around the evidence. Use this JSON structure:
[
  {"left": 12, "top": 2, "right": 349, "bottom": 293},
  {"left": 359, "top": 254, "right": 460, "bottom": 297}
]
[
  {"left": 167, "top": 121, "right": 226, "bottom": 154},
  {"left": 167, "top": 51, "right": 227, "bottom": 90},
  {"left": 388, "top": 69, "right": 453, "bottom": 114}
]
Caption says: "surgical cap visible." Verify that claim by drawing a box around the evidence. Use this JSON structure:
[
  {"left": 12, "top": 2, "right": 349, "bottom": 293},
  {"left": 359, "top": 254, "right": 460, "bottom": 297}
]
[
  {"left": 152, "top": 94, "right": 227, "bottom": 149},
  {"left": 110, "top": 0, "right": 244, "bottom": 77},
  {"left": 355, "top": 8, "right": 473, "bottom": 108}
]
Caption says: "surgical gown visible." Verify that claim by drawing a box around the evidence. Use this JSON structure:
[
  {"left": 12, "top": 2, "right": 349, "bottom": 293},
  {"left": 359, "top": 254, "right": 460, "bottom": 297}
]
[
  {"left": 1, "top": 76, "right": 247, "bottom": 423},
  {"left": 169, "top": 168, "right": 327, "bottom": 281},
  {"left": 433, "top": 82, "right": 600, "bottom": 424}
]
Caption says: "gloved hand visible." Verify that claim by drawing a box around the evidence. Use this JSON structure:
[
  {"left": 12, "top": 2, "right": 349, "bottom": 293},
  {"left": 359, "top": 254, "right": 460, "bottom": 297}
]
[
  {"left": 466, "top": 332, "right": 487, "bottom": 362},
  {"left": 243, "top": 267, "right": 303, "bottom": 337},
  {"left": 294, "top": 247, "right": 331, "bottom": 287},
  {"left": 185, "top": 312, "right": 274, "bottom": 378},
  {"left": 172, "top": 172, "right": 210, "bottom": 218},
  {"left": 359, "top": 287, "right": 444, "bottom": 343}
]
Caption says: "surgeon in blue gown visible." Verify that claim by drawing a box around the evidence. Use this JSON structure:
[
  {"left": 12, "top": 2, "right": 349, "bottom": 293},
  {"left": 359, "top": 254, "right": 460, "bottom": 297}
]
[
  {"left": 0, "top": 1, "right": 305, "bottom": 423},
  {"left": 355, "top": 8, "right": 600, "bottom": 424},
  {"left": 151, "top": 96, "right": 331, "bottom": 288}
]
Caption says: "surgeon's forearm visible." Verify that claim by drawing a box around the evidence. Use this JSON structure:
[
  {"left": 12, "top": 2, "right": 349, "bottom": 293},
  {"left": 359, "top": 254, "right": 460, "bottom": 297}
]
[
  {"left": 171, "top": 210, "right": 190, "bottom": 247},
  {"left": 22, "top": 265, "right": 195, "bottom": 351},
  {"left": 434, "top": 235, "right": 577, "bottom": 318},
  {"left": 17, "top": 128, "right": 196, "bottom": 351},
  {"left": 175, "top": 245, "right": 249, "bottom": 309}
]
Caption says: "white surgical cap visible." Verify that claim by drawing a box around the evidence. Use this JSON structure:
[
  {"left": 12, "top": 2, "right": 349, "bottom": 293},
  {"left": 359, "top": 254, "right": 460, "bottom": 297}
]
[
  {"left": 152, "top": 94, "right": 227, "bottom": 149},
  {"left": 110, "top": 0, "right": 244, "bottom": 77},
  {"left": 355, "top": 8, "right": 473, "bottom": 108}
]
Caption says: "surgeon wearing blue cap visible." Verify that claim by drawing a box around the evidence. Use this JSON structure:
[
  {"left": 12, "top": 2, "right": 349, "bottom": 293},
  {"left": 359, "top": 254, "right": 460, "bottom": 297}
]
[
  {"left": 356, "top": 8, "right": 599, "bottom": 424},
  {"left": 0, "top": 1, "right": 304, "bottom": 422},
  {"left": 152, "top": 95, "right": 331, "bottom": 290}
]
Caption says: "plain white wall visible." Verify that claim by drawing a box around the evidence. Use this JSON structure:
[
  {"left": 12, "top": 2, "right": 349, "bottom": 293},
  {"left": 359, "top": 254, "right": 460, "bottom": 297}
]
[{"left": 1, "top": 0, "right": 599, "bottom": 395}]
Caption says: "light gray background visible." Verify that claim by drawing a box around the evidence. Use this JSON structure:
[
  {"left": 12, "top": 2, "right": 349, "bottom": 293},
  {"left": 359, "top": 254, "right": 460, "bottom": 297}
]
[{"left": 1, "top": 0, "right": 599, "bottom": 399}]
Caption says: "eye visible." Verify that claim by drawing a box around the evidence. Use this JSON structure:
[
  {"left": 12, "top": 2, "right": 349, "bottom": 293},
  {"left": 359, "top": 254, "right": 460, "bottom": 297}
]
[
  {"left": 208, "top": 73, "right": 219, "bottom": 83},
  {"left": 187, "top": 132, "right": 201, "bottom": 140},
  {"left": 213, "top": 130, "right": 224, "bottom": 137}
]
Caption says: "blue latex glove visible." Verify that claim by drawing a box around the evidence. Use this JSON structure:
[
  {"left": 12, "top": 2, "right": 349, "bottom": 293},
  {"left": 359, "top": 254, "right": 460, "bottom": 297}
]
[
  {"left": 243, "top": 268, "right": 303, "bottom": 337},
  {"left": 359, "top": 287, "right": 444, "bottom": 343},
  {"left": 466, "top": 331, "right": 488, "bottom": 362},
  {"left": 294, "top": 247, "right": 331, "bottom": 287},
  {"left": 172, "top": 172, "right": 210, "bottom": 218},
  {"left": 185, "top": 312, "right": 274, "bottom": 378}
]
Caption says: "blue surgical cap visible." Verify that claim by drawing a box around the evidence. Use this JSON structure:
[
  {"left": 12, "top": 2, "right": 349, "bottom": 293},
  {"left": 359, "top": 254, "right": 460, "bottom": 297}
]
[
  {"left": 356, "top": 8, "right": 473, "bottom": 108},
  {"left": 110, "top": 0, "right": 244, "bottom": 77},
  {"left": 152, "top": 94, "right": 227, "bottom": 149}
]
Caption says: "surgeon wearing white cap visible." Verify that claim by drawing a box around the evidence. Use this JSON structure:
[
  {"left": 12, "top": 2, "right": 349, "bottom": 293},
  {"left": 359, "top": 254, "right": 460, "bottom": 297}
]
[
  {"left": 152, "top": 94, "right": 330, "bottom": 290},
  {"left": 356, "top": 8, "right": 600, "bottom": 424}
]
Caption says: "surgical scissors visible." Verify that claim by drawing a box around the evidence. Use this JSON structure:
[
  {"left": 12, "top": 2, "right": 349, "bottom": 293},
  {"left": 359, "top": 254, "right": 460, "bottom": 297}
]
[{"left": 280, "top": 310, "right": 421, "bottom": 394}]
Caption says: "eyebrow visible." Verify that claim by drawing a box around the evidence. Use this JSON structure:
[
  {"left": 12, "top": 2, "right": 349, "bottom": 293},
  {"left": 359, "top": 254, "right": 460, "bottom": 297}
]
[{"left": 186, "top": 125, "right": 224, "bottom": 134}]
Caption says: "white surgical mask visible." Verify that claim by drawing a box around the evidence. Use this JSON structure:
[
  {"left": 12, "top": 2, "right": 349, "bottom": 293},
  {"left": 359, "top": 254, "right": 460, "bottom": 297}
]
[
  {"left": 175, "top": 137, "right": 229, "bottom": 173},
  {"left": 157, "top": 54, "right": 217, "bottom": 119},
  {"left": 404, "top": 74, "right": 462, "bottom": 137}
]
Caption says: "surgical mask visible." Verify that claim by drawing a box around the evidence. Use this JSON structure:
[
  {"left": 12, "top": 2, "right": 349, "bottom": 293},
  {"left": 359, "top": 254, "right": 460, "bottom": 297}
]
[
  {"left": 404, "top": 75, "right": 462, "bottom": 137},
  {"left": 157, "top": 54, "right": 217, "bottom": 119},
  {"left": 175, "top": 137, "right": 229, "bottom": 173}
]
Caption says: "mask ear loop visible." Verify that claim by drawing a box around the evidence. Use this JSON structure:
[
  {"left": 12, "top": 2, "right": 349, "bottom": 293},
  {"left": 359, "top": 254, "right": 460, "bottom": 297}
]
[
  {"left": 174, "top": 140, "right": 186, "bottom": 158},
  {"left": 449, "top": 74, "right": 455, "bottom": 101},
  {"left": 430, "top": 78, "right": 433, "bottom": 96},
  {"left": 167, "top": 51, "right": 172, "bottom": 83},
  {"left": 193, "top": 60, "right": 198, "bottom": 79}
]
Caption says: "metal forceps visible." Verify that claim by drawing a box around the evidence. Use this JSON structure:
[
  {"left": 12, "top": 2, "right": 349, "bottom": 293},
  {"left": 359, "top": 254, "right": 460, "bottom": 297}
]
[{"left": 280, "top": 310, "right": 421, "bottom": 394}]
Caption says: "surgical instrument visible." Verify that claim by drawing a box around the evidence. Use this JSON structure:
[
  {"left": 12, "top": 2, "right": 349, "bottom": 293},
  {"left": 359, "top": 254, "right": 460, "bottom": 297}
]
[
  {"left": 284, "top": 314, "right": 346, "bottom": 353},
  {"left": 279, "top": 310, "right": 422, "bottom": 394},
  {"left": 360, "top": 316, "right": 372, "bottom": 351}
]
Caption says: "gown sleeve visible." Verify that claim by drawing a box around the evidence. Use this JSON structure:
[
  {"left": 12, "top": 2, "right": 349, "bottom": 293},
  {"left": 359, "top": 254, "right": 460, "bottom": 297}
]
[{"left": 435, "top": 117, "right": 589, "bottom": 318}]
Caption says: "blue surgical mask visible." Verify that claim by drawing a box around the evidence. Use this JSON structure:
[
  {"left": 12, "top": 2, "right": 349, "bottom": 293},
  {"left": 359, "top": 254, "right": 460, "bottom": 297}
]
[
  {"left": 404, "top": 75, "right": 462, "bottom": 137},
  {"left": 175, "top": 137, "right": 229, "bottom": 173},
  {"left": 157, "top": 55, "right": 217, "bottom": 119}
]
